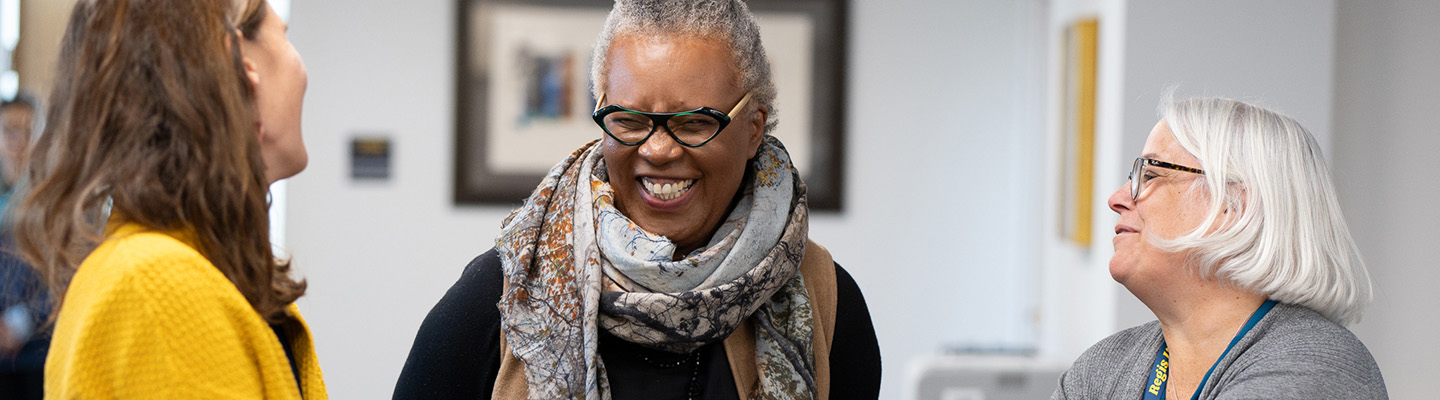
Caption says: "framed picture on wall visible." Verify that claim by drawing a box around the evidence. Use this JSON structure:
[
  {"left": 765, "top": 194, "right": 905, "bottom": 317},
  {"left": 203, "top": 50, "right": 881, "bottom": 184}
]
[
  {"left": 1059, "top": 17, "right": 1098, "bottom": 246},
  {"left": 453, "top": 0, "right": 848, "bottom": 211}
]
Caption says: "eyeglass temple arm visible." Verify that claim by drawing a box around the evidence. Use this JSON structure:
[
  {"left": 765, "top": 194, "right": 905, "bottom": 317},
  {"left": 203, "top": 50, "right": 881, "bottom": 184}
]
[
  {"left": 728, "top": 92, "right": 754, "bottom": 118},
  {"left": 594, "top": 92, "right": 607, "bottom": 112}
]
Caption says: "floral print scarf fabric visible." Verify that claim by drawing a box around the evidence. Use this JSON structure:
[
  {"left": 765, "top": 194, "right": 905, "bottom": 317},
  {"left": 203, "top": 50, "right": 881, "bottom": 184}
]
[{"left": 495, "top": 136, "right": 816, "bottom": 399}]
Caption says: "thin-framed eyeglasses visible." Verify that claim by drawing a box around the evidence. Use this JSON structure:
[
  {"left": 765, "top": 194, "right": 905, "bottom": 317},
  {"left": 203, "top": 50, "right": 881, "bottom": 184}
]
[
  {"left": 591, "top": 91, "right": 754, "bottom": 148},
  {"left": 1129, "top": 157, "right": 1205, "bottom": 201}
]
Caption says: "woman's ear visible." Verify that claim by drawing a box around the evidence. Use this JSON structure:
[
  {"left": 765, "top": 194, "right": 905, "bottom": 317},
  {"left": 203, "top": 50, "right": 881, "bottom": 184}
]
[
  {"left": 242, "top": 58, "right": 261, "bottom": 88},
  {"left": 1219, "top": 184, "right": 1247, "bottom": 231},
  {"left": 232, "top": 28, "right": 261, "bottom": 89},
  {"left": 748, "top": 104, "right": 768, "bottom": 153},
  {"left": 226, "top": 28, "right": 261, "bottom": 89},
  {"left": 242, "top": 56, "right": 262, "bottom": 138},
  {"left": 241, "top": 55, "right": 264, "bottom": 137}
]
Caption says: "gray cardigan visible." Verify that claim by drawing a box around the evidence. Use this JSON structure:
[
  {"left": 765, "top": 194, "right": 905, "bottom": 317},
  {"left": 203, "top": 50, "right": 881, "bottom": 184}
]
[{"left": 1052, "top": 303, "right": 1386, "bottom": 399}]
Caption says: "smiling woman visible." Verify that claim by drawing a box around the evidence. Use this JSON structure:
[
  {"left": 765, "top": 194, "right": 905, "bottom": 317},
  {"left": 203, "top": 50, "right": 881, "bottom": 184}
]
[
  {"left": 394, "top": 1, "right": 880, "bottom": 399},
  {"left": 599, "top": 35, "right": 764, "bottom": 257}
]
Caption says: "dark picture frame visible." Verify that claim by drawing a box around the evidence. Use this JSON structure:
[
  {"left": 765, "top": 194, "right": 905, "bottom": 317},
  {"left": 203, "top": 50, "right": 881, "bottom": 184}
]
[{"left": 454, "top": 0, "right": 847, "bottom": 211}]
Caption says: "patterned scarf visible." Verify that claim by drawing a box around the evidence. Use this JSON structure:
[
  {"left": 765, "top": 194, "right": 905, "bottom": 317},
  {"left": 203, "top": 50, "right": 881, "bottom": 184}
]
[{"left": 495, "top": 136, "right": 815, "bottom": 399}]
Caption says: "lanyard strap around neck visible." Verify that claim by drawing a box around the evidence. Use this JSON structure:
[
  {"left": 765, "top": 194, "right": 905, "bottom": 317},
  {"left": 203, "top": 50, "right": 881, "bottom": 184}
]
[{"left": 1143, "top": 299, "right": 1277, "bottom": 400}]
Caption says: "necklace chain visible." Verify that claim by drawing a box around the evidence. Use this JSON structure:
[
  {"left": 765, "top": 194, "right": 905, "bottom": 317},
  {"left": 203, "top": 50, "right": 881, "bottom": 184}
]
[
  {"left": 635, "top": 350, "right": 703, "bottom": 399},
  {"left": 636, "top": 350, "right": 694, "bottom": 368}
]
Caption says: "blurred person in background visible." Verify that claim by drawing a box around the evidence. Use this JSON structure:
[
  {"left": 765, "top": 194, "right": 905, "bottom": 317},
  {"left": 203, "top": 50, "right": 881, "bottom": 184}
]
[
  {"left": 0, "top": 92, "right": 45, "bottom": 400},
  {"left": 394, "top": 0, "right": 881, "bottom": 398},
  {"left": 11, "top": 0, "right": 324, "bottom": 398},
  {"left": 1, "top": 92, "right": 39, "bottom": 202},
  {"left": 1052, "top": 95, "right": 1386, "bottom": 399}
]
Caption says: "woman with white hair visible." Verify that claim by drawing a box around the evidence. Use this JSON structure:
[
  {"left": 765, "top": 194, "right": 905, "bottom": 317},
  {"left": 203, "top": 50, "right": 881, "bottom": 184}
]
[
  {"left": 1052, "top": 96, "right": 1386, "bottom": 399},
  {"left": 394, "top": 0, "right": 881, "bottom": 399}
]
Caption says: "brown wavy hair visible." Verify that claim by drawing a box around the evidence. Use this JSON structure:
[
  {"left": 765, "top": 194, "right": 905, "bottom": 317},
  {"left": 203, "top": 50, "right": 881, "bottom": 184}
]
[{"left": 14, "top": 0, "right": 304, "bottom": 323}]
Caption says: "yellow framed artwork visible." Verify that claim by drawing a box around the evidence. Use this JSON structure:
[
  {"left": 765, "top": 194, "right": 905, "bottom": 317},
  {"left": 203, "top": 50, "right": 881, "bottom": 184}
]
[{"left": 1060, "top": 18, "right": 1098, "bottom": 246}]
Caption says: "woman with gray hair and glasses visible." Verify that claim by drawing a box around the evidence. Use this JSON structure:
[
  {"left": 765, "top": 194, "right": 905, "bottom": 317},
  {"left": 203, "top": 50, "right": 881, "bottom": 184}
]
[
  {"left": 394, "top": 0, "right": 881, "bottom": 399},
  {"left": 1052, "top": 95, "right": 1386, "bottom": 399}
]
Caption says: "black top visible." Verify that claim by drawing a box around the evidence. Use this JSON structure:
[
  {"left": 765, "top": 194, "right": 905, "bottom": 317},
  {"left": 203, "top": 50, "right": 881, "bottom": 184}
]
[
  {"left": 271, "top": 323, "right": 302, "bottom": 398},
  {"left": 394, "top": 248, "right": 881, "bottom": 400}
]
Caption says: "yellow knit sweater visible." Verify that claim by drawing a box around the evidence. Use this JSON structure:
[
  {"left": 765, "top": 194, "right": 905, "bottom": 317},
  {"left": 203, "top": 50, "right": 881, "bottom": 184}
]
[{"left": 45, "top": 222, "right": 327, "bottom": 399}]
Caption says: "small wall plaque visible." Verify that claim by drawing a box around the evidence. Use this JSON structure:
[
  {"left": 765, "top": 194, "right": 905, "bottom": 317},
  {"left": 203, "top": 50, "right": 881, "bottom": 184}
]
[{"left": 351, "top": 136, "right": 391, "bottom": 180}]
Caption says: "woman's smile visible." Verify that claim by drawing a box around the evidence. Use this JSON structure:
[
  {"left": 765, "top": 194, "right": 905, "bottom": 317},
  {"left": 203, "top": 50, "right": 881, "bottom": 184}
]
[{"left": 639, "top": 177, "right": 697, "bottom": 202}]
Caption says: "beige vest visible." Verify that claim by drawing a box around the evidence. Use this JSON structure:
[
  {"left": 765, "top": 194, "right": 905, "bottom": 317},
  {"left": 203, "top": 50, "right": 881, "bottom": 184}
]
[{"left": 494, "top": 239, "right": 839, "bottom": 399}]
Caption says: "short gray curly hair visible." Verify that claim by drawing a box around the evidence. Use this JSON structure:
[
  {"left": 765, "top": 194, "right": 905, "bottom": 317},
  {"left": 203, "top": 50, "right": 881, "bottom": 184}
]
[{"left": 590, "top": 0, "right": 779, "bottom": 133}]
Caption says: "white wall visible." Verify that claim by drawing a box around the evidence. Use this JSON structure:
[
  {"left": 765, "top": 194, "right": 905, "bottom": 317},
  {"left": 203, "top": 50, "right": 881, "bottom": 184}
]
[
  {"left": 1333, "top": 2, "right": 1440, "bottom": 399},
  {"left": 285, "top": 1, "right": 514, "bottom": 398},
  {"left": 287, "top": 1, "right": 1047, "bottom": 399},
  {"left": 836, "top": 1, "right": 1046, "bottom": 398}
]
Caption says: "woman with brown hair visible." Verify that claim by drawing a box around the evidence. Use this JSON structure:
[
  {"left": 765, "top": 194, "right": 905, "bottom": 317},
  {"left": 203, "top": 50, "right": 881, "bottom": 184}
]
[{"left": 11, "top": 0, "right": 322, "bottom": 398}]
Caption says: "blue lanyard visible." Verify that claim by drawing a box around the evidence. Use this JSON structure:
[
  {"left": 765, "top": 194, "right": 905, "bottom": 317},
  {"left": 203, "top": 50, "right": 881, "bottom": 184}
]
[
  {"left": 1143, "top": 299, "right": 1277, "bottom": 400},
  {"left": 1143, "top": 345, "right": 1170, "bottom": 400}
]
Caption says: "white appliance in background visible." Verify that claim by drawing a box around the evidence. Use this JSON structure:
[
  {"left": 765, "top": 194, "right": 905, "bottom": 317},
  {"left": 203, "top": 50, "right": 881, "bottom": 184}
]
[{"left": 911, "top": 355, "right": 1067, "bottom": 400}]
